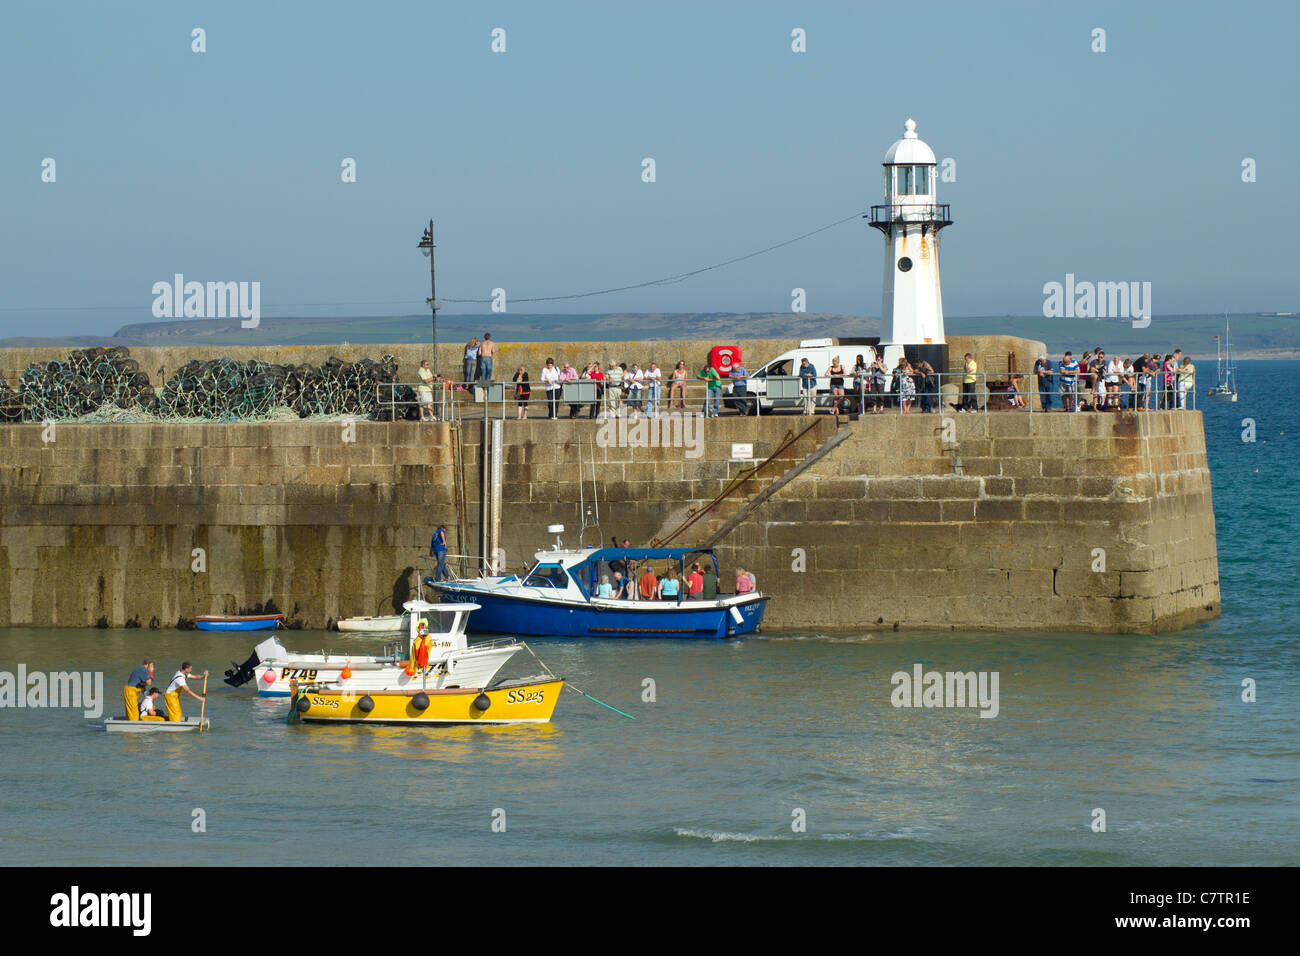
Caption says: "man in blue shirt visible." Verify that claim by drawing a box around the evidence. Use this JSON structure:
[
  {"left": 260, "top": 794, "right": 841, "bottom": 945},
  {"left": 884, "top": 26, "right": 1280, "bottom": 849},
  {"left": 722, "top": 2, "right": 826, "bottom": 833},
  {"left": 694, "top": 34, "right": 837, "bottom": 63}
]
[
  {"left": 1034, "top": 356, "right": 1054, "bottom": 411},
  {"left": 799, "top": 358, "right": 818, "bottom": 415},
  {"left": 1057, "top": 351, "right": 1079, "bottom": 413},
  {"left": 728, "top": 361, "right": 749, "bottom": 415},
  {"left": 430, "top": 525, "right": 449, "bottom": 582},
  {"left": 123, "top": 659, "right": 153, "bottom": 720}
]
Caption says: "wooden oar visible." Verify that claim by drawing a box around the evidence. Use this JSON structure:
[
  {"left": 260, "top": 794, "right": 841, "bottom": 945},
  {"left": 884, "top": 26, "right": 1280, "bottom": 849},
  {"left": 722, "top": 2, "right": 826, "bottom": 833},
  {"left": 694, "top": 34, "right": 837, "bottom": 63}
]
[{"left": 199, "top": 673, "right": 208, "bottom": 732}]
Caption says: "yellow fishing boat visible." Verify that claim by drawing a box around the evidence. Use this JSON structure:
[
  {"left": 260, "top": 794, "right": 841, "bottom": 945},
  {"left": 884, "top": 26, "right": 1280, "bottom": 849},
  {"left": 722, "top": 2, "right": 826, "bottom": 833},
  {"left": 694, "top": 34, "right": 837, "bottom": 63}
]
[{"left": 289, "top": 676, "right": 563, "bottom": 726}]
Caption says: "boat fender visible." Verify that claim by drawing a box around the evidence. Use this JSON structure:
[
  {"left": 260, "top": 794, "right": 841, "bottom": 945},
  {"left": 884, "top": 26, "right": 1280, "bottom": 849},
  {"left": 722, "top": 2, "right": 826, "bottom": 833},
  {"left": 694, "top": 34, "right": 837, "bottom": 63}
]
[
  {"left": 358, "top": 695, "right": 375, "bottom": 714},
  {"left": 340, "top": 665, "right": 352, "bottom": 680},
  {"left": 263, "top": 670, "right": 278, "bottom": 684},
  {"left": 411, "top": 692, "right": 430, "bottom": 711},
  {"left": 295, "top": 694, "right": 311, "bottom": 713},
  {"left": 473, "top": 693, "right": 491, "bottom": 712},
  {"left": 729, "top": 605, "right": 745, "bottom": 626}
]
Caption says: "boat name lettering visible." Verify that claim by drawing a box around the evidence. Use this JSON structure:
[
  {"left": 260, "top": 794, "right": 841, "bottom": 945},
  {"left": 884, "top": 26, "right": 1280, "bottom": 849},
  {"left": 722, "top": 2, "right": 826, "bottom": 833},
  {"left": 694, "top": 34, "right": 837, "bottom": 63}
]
[
  {"left": 280, "top": 668, "right": 319, "bottom": 680},
  {"left": 506, "top": 689, "right": 545, "bottom": 705},
  {"left": 309, "top": 696, "right": 338, "bottom": 708}
]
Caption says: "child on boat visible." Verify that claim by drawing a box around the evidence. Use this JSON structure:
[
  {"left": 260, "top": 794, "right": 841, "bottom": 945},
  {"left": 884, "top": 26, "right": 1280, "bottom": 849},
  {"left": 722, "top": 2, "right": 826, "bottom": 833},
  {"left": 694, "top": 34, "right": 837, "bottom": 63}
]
[{"left": 138, "top": 688, "right": 165, "bottom": 721}]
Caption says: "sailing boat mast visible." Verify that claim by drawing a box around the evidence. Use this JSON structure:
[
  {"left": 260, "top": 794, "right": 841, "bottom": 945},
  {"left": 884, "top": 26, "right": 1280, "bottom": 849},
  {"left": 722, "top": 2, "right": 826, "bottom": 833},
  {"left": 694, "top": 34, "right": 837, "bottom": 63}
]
[{"left": 1225, "top": 318, "right": 1234, "bottom": 392}]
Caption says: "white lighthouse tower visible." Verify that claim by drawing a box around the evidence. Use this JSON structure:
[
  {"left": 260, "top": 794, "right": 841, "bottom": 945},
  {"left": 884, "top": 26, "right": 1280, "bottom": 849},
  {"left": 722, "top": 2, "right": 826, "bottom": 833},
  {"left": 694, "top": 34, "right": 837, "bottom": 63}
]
[{"left": 869, "top": 119, "right": 951, "bottom": 362}]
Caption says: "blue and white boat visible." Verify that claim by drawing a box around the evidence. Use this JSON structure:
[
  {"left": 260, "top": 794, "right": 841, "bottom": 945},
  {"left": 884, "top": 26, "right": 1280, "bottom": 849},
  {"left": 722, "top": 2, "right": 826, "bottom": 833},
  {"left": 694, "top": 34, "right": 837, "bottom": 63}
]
[{"left": 427, "top": 545, "right": 767, "bottom": 639}]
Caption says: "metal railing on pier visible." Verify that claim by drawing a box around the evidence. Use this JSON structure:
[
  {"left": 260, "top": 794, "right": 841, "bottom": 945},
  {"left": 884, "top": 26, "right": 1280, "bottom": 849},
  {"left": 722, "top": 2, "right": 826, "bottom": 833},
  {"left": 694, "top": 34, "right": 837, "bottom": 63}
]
[{"left": 375, "top": 368, "right": 1198, "bottom": 422}]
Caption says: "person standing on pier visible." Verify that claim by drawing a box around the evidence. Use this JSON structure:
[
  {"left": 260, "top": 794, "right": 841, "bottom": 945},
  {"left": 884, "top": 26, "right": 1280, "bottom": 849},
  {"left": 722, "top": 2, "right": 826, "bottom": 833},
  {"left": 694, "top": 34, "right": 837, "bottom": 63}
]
[
  {"left": 960, "top": 353, "right": 978, "bottom": 412},
  {"left": 1034, "top": 355, "right": 1054, "bottom": 411},
  {"left": 798, "top": 358, "right": 817, "bottom": 415},
  {"left": 478, "top": 333, "right": 496, "bottom": 382},
  {"left": 698, "top": 361, "right": 722, "bottom": 417},
  {"left": 729, "top": 358, "right": 750, "bottom": 415},
  {"left": 645, "top": 362, "right": 662, "bottom": 417},
  {"left": 669, "top": 361, "right": 689, "bottom": 409},
  {"left": 512, "top": 367, "right": 531, "bottom": 419},
  {"left": 163, "top": 662, "right": 207, "bottom": 722},
  {"left": 1058, "top": 351, "right": 1079, "bottom": 412},
  {"left": 1177, "top": 355, "right": 1196, "bottom": 409},
  {"left": 463, "top": 338, "right": 480, "bottom": 386},
  {"left": 417, "top": 359, "right": 437, "bottom": 421},
  {"left": 605, "top": 360, "right": 624, "bottom": 415},
  {"left": 541, "top": 358, "right": 561, "bottom": 418},
  {"left": 430, "top": 525, "right": 449, "bottom": 581},
  {"left": 562, "top": 361, "right": 581, "bottom": 418}
]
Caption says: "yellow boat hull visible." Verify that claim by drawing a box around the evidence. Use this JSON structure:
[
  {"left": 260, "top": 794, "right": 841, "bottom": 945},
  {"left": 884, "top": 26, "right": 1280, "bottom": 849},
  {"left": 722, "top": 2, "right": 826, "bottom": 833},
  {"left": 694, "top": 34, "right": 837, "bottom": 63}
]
[{"left": 293, "top": 678, "right": 563, "bottom": 725}]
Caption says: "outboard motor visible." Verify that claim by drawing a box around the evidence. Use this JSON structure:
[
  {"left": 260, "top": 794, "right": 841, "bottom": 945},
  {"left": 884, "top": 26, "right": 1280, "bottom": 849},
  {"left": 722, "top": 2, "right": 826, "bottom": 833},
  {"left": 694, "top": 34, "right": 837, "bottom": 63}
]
[
  {"left": 223, "top": 636, "right": 288, "bottom": 688},
  {"left": 223, "top": 649, "right": 260, "bottom": 688}
]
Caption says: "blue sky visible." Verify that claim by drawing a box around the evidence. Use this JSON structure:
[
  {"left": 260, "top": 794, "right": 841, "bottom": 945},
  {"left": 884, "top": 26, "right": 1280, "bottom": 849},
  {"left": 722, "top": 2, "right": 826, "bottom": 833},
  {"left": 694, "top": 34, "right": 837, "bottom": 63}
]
[{"left": 1, "top": 0, "right": 1296, "bottom": 337}]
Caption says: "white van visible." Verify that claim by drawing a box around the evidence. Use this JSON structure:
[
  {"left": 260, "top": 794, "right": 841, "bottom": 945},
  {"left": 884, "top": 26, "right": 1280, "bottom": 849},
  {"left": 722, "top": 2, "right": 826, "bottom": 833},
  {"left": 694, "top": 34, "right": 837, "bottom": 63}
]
[{"left": 726, "top": 338, "right": 905, "bottom": 413}]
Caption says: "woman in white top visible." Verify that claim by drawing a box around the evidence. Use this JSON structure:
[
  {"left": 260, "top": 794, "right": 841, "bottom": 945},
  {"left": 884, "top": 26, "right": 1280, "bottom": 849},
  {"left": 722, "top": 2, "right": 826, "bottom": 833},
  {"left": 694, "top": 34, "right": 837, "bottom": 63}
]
[
  {"left": 644, "top": 363, "right": 662, "bottom": 417},
  {"left": 540, "top": 358, "right": 562, "bottom": 419},
  {"left": 416, "top": 359, "right": 436, "bottom": 421},
  {"left": 626, "top": 365, "right": 644, "bottom": 417},
  {"left": 898, "top": 360, "right": 916, "bottom": 413},
  {"left": 1105, "top": 356, "right": 1124, "bottom": 411}
]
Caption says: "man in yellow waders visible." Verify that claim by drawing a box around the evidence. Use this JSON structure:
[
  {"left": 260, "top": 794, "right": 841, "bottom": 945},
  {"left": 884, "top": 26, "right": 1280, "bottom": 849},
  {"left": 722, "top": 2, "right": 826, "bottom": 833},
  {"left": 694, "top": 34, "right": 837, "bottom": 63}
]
[
  {"left": 123, "top": 659, "right": 154, "bottom": 721},
  {"left": 164, "top": 662, "right": 207, "bottom": 721},
  {"left": 138, "top": 688, "right": 166, "bottom": 721}
]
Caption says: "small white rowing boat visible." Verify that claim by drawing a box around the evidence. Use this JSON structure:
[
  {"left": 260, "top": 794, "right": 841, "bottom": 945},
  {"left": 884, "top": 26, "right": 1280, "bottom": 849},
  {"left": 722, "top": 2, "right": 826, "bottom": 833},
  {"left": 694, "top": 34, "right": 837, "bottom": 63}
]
[
  {"left": 104, "top": 717, "right": 210, "bottom": 733},
  {"left": 337, "top": 613, "right": 407, "bottom": 633}
]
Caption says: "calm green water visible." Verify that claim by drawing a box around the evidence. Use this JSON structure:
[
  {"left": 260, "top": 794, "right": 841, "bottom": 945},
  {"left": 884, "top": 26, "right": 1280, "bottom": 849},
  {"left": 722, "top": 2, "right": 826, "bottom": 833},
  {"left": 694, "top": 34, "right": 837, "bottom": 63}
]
[{"left": 1, "top": 362, "right": 1296, "bottom": 866}]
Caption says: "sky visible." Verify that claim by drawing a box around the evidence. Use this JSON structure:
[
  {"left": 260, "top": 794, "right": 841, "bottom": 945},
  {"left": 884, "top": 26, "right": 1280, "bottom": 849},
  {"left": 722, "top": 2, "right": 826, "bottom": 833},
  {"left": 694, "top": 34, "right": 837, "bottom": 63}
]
[{"left": 1, "top": 0, "right": 1297, "bottom": 338}]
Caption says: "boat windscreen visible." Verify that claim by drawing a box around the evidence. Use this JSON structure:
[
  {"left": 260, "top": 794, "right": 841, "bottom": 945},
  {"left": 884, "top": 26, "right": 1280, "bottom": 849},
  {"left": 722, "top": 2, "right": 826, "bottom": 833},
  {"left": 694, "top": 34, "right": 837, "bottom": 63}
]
[{"left": 522, "top": 565, "right": 570, "bottom": 589}]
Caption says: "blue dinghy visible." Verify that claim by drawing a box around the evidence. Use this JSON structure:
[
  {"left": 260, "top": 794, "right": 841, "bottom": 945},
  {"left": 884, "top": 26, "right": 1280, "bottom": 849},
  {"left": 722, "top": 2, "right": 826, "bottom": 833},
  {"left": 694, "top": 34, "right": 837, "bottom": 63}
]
[{"left": 195, "top": 613, "right": 283, "bottom": 632}]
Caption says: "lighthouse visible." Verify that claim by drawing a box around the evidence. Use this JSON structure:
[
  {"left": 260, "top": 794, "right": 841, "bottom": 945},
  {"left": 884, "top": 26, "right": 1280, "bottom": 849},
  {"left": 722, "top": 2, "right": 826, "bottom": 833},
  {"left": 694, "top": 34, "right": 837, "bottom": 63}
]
[{"left": 869, "top": 119, "right": 951, "bottom": 370}]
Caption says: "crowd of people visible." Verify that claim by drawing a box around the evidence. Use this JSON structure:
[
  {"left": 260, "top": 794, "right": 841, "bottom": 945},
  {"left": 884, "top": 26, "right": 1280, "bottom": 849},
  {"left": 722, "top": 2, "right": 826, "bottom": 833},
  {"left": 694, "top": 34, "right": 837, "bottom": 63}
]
[
  {"left": 598, "top": 540, "right": 756, "bottom": 601},
  {"left": 598, "top": 560, "right": 757, "bottom": 602},
  {"left": 410, "top": 335, "right": 1200, "bottom": 420},
  {"left": 1030, "top": 348, "right": 1198, "bottom": 412}
]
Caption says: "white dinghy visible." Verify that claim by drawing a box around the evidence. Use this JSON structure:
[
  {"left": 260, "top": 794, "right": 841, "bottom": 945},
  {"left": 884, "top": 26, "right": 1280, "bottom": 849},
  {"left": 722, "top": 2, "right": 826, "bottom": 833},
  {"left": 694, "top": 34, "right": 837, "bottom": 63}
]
[
  {"left": 336, "top": 613, "right": 407, "bottom": 633},
  {"left": 104, "top": 717, "right": 210, "bottom": 733}
]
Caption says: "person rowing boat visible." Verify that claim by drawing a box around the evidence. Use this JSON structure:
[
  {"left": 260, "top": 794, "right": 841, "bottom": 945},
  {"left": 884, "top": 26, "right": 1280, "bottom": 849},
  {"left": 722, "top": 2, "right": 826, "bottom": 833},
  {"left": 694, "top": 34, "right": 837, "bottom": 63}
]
[
  {"left": 163, "top": 662, "right": 208, "bottom": 722},
  {"left": 122, "top": 659, "right": 154, "bottom": 721}
]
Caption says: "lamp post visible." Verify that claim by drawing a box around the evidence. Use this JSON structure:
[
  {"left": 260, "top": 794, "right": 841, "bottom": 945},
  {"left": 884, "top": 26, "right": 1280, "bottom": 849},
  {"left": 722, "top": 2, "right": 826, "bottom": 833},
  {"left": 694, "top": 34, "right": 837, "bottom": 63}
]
[{"left": 417, "top": 220, "right": 440, "bottom": 376}]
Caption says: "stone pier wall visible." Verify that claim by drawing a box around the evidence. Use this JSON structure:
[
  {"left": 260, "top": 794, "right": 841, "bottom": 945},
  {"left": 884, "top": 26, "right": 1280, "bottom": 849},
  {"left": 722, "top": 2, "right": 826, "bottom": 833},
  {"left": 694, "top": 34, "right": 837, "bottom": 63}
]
[{"left": 0, "top": 407, "right": 1218, "bottom": 633}]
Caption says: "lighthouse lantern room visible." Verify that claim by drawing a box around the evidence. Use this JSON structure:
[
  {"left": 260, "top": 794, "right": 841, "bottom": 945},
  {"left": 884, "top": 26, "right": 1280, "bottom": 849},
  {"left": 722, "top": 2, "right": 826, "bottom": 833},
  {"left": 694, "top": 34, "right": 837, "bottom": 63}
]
[{"left": 868, "top": 118, "right": 951, "bottom": 372}]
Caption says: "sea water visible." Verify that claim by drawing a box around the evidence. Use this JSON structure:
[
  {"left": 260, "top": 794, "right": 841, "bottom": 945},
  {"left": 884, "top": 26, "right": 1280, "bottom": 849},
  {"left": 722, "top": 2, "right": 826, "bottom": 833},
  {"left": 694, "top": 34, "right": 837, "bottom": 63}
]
[{"left": 0, "top": 361, "right": 1295, "bottom": 865}]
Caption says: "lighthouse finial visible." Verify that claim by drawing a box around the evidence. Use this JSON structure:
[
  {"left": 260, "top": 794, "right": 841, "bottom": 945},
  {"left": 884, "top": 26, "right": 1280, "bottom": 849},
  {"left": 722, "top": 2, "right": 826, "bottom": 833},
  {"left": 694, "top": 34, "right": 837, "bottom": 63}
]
[{"left": 904, "top": 118, "right": 917, "bottom": 138}]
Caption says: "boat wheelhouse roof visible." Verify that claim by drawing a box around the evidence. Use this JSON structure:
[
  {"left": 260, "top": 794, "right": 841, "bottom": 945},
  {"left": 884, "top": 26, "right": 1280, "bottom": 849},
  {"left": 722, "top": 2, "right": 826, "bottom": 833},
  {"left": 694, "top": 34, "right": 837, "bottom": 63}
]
[
  {"left": 530, "top": 547, "right": 718, "bottom": 571},
  {"left": 581, "top": 547, "right": 715, "bottom": 563}
]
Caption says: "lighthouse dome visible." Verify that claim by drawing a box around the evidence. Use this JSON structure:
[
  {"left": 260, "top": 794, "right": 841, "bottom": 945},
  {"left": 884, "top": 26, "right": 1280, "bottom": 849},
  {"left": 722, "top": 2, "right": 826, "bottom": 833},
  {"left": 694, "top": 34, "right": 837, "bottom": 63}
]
[{"left": 883, "top": 118, "right": 936, "bottom": 166}]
